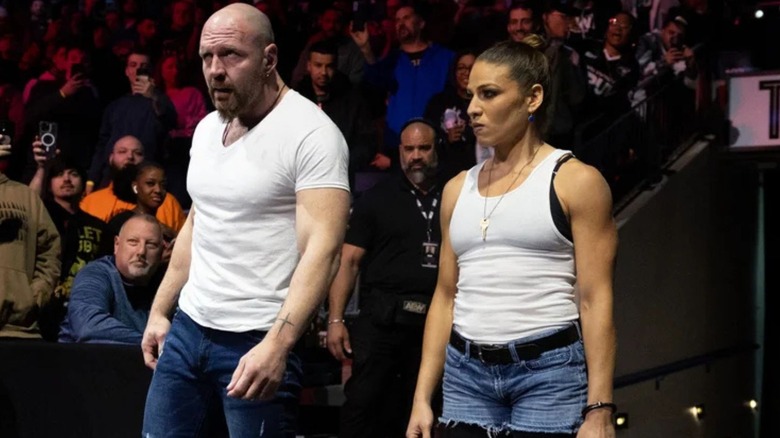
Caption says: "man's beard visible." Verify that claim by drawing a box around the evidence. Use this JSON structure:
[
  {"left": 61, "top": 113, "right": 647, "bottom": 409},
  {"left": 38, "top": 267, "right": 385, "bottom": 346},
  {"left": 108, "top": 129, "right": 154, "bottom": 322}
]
[
  {"left": 215, "top": 88, "right": 250, "bottom": 122},
  {"left": 125, "top": 259, "right": 157, "bottom": 282},
  {"left": 403, "top": 158, "right": 438, "bottom": 186},
  {"left": 314, "top": 76, "right": 330, "bottom": 90},
  {"left": 212, "top": 89, "right": 247, "bottom": 123},
  {"left": 212, "top": 72, "right": 266, "bottom": 122},
  {"left": 397, "top": 27, "right": 414, "bottom": 44},
  {"left": 407, "top": 168, "right": 426, "bottom": 185},
  {"left": 56, "top": 186, "right": 81, "bottom": 202}
]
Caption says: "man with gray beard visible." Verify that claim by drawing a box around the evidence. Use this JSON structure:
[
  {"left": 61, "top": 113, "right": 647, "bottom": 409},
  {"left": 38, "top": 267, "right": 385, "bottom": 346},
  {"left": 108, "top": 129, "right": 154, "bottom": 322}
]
[
  {"left": 326, "top": 119, "right": 443, "bottom": 438},
  {"left": 59, "top": 214, "right": 164, "bottom": 344}
]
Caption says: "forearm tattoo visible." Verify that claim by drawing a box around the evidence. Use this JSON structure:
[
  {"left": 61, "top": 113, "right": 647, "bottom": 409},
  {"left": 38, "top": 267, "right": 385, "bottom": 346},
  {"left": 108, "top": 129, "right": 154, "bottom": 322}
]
[{"left": 276, "top": 312, "right": 295, "bottom": 334}]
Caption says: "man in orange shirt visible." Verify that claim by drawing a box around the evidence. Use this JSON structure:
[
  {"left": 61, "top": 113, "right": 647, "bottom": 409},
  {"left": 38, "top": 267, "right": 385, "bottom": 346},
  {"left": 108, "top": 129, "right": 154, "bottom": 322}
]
[{"left": 80, "top": 135, "right": 185, "bottom": 233}]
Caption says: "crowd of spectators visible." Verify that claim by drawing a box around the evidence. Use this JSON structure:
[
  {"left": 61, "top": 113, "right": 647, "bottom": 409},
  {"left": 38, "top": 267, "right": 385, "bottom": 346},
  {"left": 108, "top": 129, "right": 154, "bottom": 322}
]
[
  {"left": 0, "top": 0, "right": 732, "bottom": 344},
  {"left": 0, "top": 3, "right": 756, "bottom": 438}
]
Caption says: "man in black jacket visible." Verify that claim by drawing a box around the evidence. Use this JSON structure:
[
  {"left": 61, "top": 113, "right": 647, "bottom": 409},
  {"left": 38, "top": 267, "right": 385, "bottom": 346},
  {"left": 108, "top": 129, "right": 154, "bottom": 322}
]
[
  {"left": 24, "top": 44, "right": 101, "bottom": 178},
  {"left": 87, "top": 50, "right": 177, "bottom": 191},
  {"left": 295, "top": 39, "right": 376, "bottom": 193}
]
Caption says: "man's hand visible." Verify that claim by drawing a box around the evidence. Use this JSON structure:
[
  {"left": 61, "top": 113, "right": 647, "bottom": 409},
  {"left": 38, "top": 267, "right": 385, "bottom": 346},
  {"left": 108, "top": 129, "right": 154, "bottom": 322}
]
[
  {"left": 60, "top": 74, "right": 88, "bottom": 98},
  {"left": 141, "top": 312, "right": 172, "bottom": 369},
  {"left": 446, "top": 123, "right": 466, "bottom": 143},
  {"left": 0, "top": 136, "right": 10, "bottom": 158},
  {"left": 663, "top": 48, "right": 684, "bottom": 66},
  {"left": 227, "top": 338, "right": 288, "bottom": 401},
  {"left": 132, "top": 75, "right": 156, "bottom": 98},
  {"left": 326, "top": 322, "right": 352, "bottom": 361},
  {"left": 31, "top": 137, "right": 53, "bottom": 168},
  {"left": 371, "top": 152, "right": 391, "bottom": 170},
  {"left": 162, "top": 235, "right": 176, "bottom": 264}
]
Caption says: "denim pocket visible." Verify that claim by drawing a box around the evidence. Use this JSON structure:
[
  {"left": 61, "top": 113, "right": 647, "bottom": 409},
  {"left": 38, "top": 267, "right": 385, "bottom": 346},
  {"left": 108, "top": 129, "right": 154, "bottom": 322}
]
[
  {"left": 522, "top": 343, "right": 577, "bottom": 372},
  {"left": 444, "top": 344, "right": 467, "bottom": 369}
]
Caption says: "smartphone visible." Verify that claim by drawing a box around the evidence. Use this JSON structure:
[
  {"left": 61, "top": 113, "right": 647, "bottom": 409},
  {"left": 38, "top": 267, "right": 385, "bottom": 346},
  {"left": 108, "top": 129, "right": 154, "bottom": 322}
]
[
  {"left": 38, "top": 121, "right": 58, "bottom": 157},
  {"left": 670, "top": 36, "right": 684, "bottom": 51},
  {"left": 70, "top": 63, "right": 87, "bottom": 78},
  {"left": 136, "top": 65, "right": 152, "bottom": 79}
]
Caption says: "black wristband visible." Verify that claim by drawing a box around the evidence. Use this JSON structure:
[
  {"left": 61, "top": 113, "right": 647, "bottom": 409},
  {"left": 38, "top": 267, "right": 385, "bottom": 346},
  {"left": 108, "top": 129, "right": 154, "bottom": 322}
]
[{"left": 581, "top": 402, "right": 617, "bottom": 418}]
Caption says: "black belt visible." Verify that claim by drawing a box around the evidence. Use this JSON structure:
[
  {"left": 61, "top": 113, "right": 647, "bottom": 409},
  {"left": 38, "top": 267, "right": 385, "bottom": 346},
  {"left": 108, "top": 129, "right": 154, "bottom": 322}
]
[{"left": 449, "top": 325, "right": 580, "bottom": 365}]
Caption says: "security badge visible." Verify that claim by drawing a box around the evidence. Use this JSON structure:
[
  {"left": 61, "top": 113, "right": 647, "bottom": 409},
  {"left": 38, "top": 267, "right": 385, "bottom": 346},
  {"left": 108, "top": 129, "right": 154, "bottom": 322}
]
[
  {"left": 421, "top": 241, "right": 439, "bottom": 269},
  {"left": 411, "top": 188, "right": 440, "bottom": 269}
]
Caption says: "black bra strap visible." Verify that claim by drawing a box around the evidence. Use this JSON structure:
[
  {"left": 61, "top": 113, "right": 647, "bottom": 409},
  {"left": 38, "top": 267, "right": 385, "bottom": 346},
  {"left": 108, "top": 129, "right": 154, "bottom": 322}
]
[{"left": 549, "top": 153, "right": 574, "bottom": 242}]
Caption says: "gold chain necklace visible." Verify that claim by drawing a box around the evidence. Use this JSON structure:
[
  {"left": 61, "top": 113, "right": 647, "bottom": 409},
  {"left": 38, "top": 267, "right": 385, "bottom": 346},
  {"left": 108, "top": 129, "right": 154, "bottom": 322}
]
[{"left": 480, "top": 146, "right": 541, "bottom": 241}]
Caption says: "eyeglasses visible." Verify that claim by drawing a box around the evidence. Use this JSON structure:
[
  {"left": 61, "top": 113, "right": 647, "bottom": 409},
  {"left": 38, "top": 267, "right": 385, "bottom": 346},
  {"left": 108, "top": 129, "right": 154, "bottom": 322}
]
[{"left": 608, "top": 17, "right": 632, "bottom": 30}]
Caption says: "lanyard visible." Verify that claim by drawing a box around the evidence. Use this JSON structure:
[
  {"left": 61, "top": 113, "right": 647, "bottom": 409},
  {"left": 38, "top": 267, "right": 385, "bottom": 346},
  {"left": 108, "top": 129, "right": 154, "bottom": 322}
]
[{"left": 411, "top": 189, "right": 438, "bottom": 242}]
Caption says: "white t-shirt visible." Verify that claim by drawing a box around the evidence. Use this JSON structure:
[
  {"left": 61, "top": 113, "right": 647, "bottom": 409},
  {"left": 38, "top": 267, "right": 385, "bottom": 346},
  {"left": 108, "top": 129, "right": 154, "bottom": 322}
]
[{"left": 179, "top": 90, "right": 349, "bottom": 331}]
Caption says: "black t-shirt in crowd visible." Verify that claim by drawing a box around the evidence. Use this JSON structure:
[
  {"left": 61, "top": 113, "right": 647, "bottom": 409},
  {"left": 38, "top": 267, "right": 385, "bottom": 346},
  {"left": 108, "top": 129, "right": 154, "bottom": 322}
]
[
  {"left": 579, "top": 39, "right": 640, "bottom": 116},
  {"left": 44, "top": 200, "right": 110, "bottom": 297},
  {"left": 346, "top": 174, "right": 442, "bottom": 297}
]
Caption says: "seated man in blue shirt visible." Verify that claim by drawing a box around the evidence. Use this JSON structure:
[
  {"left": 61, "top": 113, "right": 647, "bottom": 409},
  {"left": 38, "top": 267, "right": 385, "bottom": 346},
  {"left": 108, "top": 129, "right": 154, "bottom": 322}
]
[{"left": 59, "top": 213, "right": 164, "bottom": 344}]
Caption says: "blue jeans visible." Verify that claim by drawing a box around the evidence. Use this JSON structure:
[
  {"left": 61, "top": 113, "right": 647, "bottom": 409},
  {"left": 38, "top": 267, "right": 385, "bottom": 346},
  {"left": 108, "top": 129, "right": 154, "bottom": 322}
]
[
  {"left": 142, "top": 310, "right": 302, "bottom": 438},
  {"left": 440, "top": 326, "right": 587, "bottom": 435}
]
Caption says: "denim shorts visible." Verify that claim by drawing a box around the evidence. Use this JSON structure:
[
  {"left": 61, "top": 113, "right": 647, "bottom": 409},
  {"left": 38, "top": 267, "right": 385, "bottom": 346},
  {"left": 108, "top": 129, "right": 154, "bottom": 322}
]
[{"left": 440, "top": 326, "right": 588, "bottom": 435}]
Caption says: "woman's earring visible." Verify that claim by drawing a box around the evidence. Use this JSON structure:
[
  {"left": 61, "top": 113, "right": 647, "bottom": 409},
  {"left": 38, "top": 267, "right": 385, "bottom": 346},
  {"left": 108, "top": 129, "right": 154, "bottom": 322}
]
[
  {"left": 528, "top": 113, "right": 535, "bottom": 123},
  {"left": 132, "top": 185, "right": 138, "bottom": 194}
]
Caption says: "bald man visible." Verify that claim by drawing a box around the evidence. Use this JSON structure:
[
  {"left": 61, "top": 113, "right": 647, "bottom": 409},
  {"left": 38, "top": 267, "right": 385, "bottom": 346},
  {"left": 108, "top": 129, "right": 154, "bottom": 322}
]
[
  {"left": 141, "top": 4, "right": 350, "bottom": 437},
  {"left": 326, "top": 119, "right": 443, "bottom": 437},
  {"left": 79, "top": 135, "right": 186, "bottom": 233},
  {"left": 59, "top": 214, "right": 164, "bottom": 344}
]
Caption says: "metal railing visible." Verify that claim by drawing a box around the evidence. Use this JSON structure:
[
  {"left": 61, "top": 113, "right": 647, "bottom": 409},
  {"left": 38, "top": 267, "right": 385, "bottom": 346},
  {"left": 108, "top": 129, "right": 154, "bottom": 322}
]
[
  {"left": 574, "top": 61, "right": 716, "bottom": 209},
  {"left": 614, "top": 343, "right": 758, "bottom": 389}
]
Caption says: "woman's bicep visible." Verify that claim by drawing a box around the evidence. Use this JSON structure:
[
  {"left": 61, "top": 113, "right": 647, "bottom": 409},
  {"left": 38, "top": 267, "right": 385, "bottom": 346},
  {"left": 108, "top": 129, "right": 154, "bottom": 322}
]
[
  {"left": 432, "top": 171, "right": 466, "bottom": 300},
  {"left": 559, "top": 163, "right": 617, "bottom": 301}
]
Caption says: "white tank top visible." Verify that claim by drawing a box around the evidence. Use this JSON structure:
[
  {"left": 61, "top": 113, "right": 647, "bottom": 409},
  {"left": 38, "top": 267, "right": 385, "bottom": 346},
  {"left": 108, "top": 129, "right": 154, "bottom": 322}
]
[{"left": 449, "top": 148, "right": 577, "bottom": 344}]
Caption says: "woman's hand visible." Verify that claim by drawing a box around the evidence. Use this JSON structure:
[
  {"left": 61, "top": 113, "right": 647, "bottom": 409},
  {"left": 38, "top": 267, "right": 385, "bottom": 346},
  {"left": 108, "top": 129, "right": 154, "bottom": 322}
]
[{"left": 406, "top": 401, "right": 435, "bottom": 438}]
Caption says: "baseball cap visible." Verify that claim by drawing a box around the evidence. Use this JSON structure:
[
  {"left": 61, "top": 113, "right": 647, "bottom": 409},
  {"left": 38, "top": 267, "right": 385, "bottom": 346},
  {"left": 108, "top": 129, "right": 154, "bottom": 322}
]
[{"left": 672, "top": 15, "right": 688, "bottom": 27}]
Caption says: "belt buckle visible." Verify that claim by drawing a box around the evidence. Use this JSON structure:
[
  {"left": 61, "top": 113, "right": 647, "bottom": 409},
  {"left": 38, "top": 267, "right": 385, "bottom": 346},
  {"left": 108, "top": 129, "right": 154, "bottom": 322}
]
[{"left": 476, "top": 344, "right": 501, "bottom": 364}]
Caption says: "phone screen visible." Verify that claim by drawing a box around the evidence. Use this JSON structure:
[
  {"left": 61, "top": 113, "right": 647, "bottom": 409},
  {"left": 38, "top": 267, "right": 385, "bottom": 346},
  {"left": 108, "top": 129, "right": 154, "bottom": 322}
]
[
  {"left": 136, "top": 66, "right": 152, "bottom": 78},
  {"left": 70, "top": 63, "right": 87, "bottom": 78}
]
